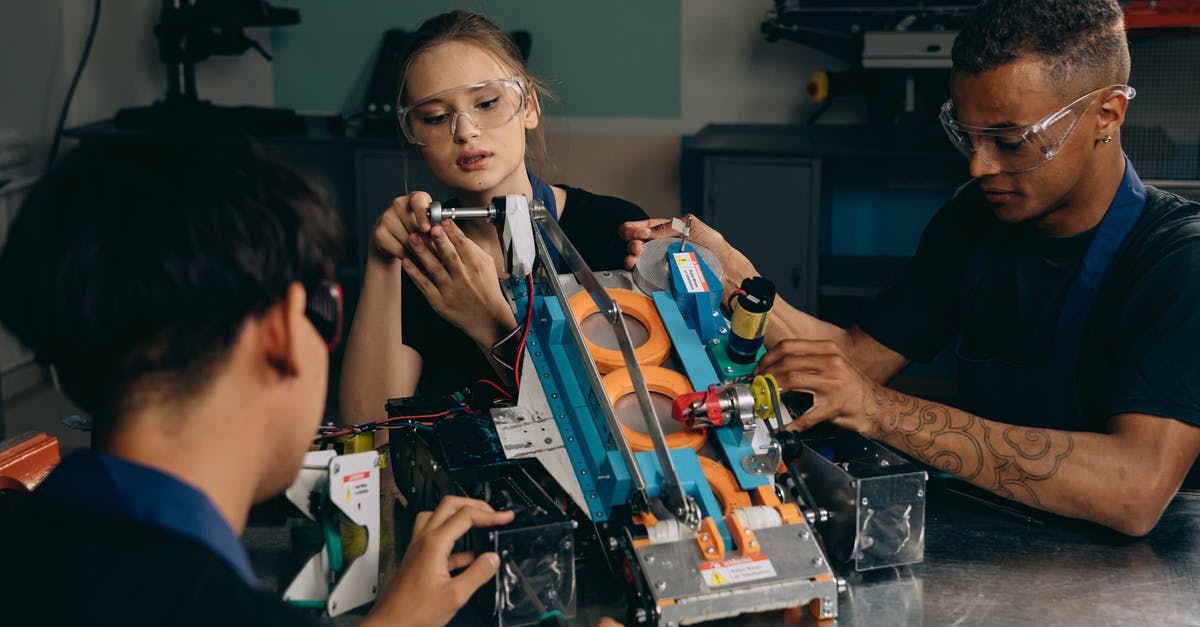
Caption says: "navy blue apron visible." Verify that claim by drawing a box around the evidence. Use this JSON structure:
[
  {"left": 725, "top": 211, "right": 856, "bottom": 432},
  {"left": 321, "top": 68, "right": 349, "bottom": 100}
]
[
  {"left": 955, "top": 158, "right": 1145, "bottom": 430},
  {"left": 528, "top": 172, "right": 561, "bottom": 271}
]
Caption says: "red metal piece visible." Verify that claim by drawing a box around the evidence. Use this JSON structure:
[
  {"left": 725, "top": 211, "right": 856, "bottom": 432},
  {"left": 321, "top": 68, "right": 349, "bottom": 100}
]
[
  {"left": 0, "top": 432, "right": 61, "bottom": 491},
  {"left": 1124, "top": 0, "right": 1200, "bottom": 31}
]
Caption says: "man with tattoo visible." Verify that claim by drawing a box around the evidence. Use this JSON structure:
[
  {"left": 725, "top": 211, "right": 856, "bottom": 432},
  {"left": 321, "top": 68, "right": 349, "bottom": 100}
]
[{"left": 622, "top": 0, "right": 1200, "bottom": 536}]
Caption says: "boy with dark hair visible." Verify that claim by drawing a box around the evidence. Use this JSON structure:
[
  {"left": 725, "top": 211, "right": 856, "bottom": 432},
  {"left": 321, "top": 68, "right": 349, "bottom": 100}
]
[
  {"left": 0, "top": 135, "right": 512, "bottom": 626},
  {"left": 623, "top": 0, "right": 1200, "bottom": 536}
]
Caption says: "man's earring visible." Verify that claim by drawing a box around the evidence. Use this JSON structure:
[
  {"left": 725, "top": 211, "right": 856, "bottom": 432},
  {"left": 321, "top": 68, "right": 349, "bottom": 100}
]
[{"left": 1102, "top": 136, "right": 1112, "bottom": 144}]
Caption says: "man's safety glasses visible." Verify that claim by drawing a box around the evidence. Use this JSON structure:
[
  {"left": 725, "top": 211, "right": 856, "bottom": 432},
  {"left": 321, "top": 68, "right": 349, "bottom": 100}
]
[
  {"left": 397, "top": 77, "right": 528, "bottom": 146},
  {"left": 305, "top": 280, "right": 343, "bottom": 350},
  {"left": 939, "top": 84, "right": 1135, "bottom": 173}
]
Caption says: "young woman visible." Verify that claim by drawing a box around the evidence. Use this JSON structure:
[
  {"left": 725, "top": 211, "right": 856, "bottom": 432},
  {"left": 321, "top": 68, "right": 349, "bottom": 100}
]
[{"left": 340, "top": 10, "right": 648, "bottom": 420}]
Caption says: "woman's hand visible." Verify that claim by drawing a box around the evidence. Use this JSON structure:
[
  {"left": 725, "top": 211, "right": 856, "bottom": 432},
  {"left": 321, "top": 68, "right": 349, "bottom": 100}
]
[
  {"left": 401, "top": 219, "right": 516, "bottom": 347},
  {"left": 373, "top": 192, "right": 436, "bottom": 262}
]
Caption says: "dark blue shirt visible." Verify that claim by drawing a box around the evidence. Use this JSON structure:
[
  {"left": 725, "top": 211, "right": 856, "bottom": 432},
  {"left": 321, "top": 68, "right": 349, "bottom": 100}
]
[{"left": 35, "top": 449, "right": 255, "bottom": 584}]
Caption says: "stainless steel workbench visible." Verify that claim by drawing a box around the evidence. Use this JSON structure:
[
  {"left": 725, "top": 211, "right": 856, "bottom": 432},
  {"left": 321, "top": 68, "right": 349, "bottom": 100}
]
[{"left": 249, "top": 489, "right": 1200, "bottom": 626}]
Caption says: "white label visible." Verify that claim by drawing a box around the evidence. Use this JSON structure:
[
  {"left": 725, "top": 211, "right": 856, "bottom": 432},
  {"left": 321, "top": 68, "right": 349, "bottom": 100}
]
[
  {"left": 672, "top": 252, "right": 710, "bottom": 293},
  {"left": 698, "top": 554, "right": 777, "bottom": 587},
  {"left": 342, "top": 470, "right": 372, "bottom": 502}
]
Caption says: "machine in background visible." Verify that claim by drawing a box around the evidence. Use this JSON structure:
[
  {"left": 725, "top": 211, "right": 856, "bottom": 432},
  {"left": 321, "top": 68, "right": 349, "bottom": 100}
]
[{"left": 382, "top": 196, "right": 926, "bottom": 626}]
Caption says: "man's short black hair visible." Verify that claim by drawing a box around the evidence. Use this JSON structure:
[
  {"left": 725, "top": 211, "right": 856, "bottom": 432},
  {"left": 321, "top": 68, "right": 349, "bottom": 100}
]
[
  {"left": 952, "top": 0, "right": 1130, "bottom": 96},
  {"left": 0, "top": 134, "right": 342, "bottom": 439}
]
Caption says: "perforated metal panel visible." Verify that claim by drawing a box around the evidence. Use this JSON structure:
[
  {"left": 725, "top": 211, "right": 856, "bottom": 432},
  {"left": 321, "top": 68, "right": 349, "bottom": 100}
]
[{"left": 1124, "top": 35, "right": 1200, "bottom": 182}]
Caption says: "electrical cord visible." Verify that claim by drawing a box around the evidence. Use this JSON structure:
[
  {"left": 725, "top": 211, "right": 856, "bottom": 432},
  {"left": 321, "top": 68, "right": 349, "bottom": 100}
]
[{"left": 47, "top": 0, "right": 101, "bottom": 168}]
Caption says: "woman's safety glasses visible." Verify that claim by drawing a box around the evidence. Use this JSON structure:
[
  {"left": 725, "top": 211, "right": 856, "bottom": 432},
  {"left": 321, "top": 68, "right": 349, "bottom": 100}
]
[
  {"left": 305, "top": 280, "right": 343, "bottom": 351},
  {"left": 397, "top": 77, "right": 528, "bottom": 146},
  {"left": 939, "top": 84, "right": 1135, "bottom": 173}
]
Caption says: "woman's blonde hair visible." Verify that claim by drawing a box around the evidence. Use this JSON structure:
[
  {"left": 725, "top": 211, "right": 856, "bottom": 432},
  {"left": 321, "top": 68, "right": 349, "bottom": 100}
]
[{"left": 398, "top": 10, "right": 554, "bottom": 175}]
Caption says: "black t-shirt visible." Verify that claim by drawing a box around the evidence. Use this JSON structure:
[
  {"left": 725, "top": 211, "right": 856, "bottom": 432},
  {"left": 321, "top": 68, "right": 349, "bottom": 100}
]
[
  {"left": 859, "top": 181, "right": 1200, "bottom": 434},
  {"left": 403, "top": 185, "right": 648, "bottom": 396},
  {"left": 0, "top": 493, "right": 328, "bottom": 627}
]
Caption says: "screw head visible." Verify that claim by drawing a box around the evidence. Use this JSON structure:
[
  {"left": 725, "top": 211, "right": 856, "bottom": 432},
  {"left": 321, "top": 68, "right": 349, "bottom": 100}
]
[
  {"left": 749, "top": 540, "right": 757, "bottom": 548},
  {"left": 332, "top": 463, "right": 341, "bottom": 474},
  {"left": 917, "top": 489, "right": 925, "bottom": 498},
  {"left": 656, "top": 580, "right": 667, "bottom": 591},
  {"left": 813, "top": 556, "right": 824, "bottom": 566},
  {"left": 861, "top": 497, "right": 869, "bottom": 506},
  {"left": 700, "top": 533, "right": 709, "bottom": 542},
  {"left": 706, "top": 546, "right": 715, "bottom": 554}
]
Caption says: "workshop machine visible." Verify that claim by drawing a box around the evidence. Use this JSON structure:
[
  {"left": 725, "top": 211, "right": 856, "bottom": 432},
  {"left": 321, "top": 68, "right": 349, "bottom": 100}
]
[{"left": 385, "top": 197, "right": 928, "bottom": 625}]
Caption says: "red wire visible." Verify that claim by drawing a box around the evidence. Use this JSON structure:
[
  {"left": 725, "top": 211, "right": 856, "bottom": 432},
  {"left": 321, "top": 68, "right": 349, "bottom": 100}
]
[
  {"left": 373, "top": 410, "right": 456, "bottom": 426},
  {"left": 476, "top": 378, "right": 513, "bottom": 399},
  {"left": 513, "top": 274, "right": 534, "bottom": 389}
]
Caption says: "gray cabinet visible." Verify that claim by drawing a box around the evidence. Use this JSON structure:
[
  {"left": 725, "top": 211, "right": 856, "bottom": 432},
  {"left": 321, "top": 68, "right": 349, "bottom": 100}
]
[{"left": 702, "top": 156, "right": 821, "bottom": 314}]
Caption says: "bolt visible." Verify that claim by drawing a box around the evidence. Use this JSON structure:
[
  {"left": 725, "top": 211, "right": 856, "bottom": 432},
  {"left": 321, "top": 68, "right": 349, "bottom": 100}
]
[
  {"left": 543, "top": 373, "right": 550, "bottom": 378},
  {"left": 635, "top": 608, "right": 648, "bottom": 623},
  {"left": 725, "top": 366, "right": 734, "bottom": 373},
  {"left": 563, "top": 540, "right": 572, "bottom": 550},
  {"left": 813, "top": 556, "right": 824, "bottom": 567},
  {"left": 332, "top": 463, "right": 341, "bottom": 474},
  {"left": 861, "top": 497, "right": 869, "bottom": 506},
  {"left": 535, "top": 351, "right": 542, "bottom": 357},
  {"left": 501, "top": 549, "right": 509, "bottom": 558},
  {"left": 568, "top": 436, "right": 575, "bottom": 442},
  {"left": 656, "top": 580, "right": 667, "bottom": 591},
  {"left": 430, "top": 461, "right": 439, "bottom": 471},
  {"left": 700, "top": 533, "right": 709, "bottom": 542},
  {"left": 544, "top": 437, "right": 552, "bottom": 444},
  {"left": 551, "top": 393, "right": 558, "bottom": 399},
  {"left": 917, "top": 489, "right": 925, "bottom": 498},
  {"left": 645, "top": 555, "right": 655, "bottom": 564},
  {"left": 800, "top": 530, "right": 810, "bottom": 540},
  {"left": 712, "top": 310, "right": 720, "bottom": 317},
  {"left": 836, "top": 577, "right": 848, "bottom": 593},
  {"left": 590, "top": 493, "right": 597, "bottom": 500},
  {"left": 718, "top": 327, "right": 728, "bottom": 334},
  {"left": 609, "top": 537, "right": 619, "bottom": 551},
  {"left": 374, "top": 456, "right": 381, "bottom": 468},
  {"left": 710, "top": 338, "right": 721, "bottom": 346},
  {"left": 706, "top": 546, "right": 715, "bottom": 554},
  {"left": 487, "top": 531, "right": 496, "bottom": 541},
  {"left": 581, "top": 469, "right": 588, "bottom": 476},
  {"left": 749, "top": 540, "right": 757, "bottom": 548}
]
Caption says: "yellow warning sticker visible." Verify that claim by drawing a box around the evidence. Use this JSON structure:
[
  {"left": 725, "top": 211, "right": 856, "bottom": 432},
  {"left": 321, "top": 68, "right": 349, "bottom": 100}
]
[
  {"left": 698, "top": 554, "right": 777, "bottom": 587},
  {"left": 672, "top": 252, "right": 710, "bottom": 293}
]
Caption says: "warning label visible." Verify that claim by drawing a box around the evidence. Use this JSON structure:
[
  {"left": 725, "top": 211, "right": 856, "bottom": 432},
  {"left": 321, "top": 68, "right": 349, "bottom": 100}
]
[
  {"left": 672, "top": 252, "right": 710, "bottom": 293},
  {"left": 698, "top": 554, "right": 777, "bottom": 587},
  {"left": 342, "top": 470, "right": 372, "bottom": 502}
]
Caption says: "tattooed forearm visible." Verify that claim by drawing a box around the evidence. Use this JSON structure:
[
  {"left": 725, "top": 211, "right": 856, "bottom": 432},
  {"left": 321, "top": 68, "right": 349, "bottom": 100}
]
[{"left": 864, "top": 389, "right": 1075, "bottom": 507}]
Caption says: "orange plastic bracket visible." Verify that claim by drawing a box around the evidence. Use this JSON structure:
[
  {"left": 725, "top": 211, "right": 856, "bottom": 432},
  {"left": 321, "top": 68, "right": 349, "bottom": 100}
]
[{"left": 695, "top": 516, "right": 726, "bottom": 561}]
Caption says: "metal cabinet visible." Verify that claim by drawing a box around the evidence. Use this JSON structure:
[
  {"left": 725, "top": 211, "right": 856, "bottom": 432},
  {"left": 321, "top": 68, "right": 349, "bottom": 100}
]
[{"left": 701, "top": 156, "right": 822, "bottom": 314}]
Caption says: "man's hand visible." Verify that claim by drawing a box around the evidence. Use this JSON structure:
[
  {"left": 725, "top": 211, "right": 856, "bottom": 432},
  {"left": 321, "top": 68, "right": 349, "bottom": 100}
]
[
  {"left": 756, "top": 338, "right": 893, "bottom": 437},
  {"left": 401, "top": 219, "right": 516, "bottom": 347},
  {"left": 364, "top": 496, "right": 515, "bottom": 627},
  {"left": 618, "top": 214, "right": 731, "bottom": 271}
]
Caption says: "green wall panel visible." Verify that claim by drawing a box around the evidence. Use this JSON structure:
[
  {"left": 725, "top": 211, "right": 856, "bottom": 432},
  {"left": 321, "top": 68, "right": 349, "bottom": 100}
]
[{"left": 270, "top": 1, "right": 681, "bottom": 118}]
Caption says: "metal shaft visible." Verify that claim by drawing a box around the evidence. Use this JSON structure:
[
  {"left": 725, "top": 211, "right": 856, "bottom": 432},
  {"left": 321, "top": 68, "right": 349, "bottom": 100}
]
[{"left": 427, "top": 201, "right": 497, "bottom": 224}]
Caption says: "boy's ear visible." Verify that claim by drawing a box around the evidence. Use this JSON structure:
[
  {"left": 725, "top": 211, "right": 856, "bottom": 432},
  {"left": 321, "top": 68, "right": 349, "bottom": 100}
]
[
  {"left": 261, "top": 283, "right": 308, "bottom": 378},
  {"left": 1096, "top": 89, "right": 1130, "bottom": 139}
]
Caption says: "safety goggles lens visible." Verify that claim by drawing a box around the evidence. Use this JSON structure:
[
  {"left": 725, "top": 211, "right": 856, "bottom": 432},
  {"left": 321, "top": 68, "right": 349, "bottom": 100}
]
[
  {"left": 398, "top": 78, "right": 526, "bottom": 145},
  {"left": 305, "top": 280, "right": 343, "bottom": 350},
  {"left": 940, "top": 85, "right": 1135, "bottom": 173}
]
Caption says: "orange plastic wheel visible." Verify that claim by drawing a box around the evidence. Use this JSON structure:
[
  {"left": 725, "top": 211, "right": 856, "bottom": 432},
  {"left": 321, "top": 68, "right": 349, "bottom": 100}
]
[
  {"left": 568, "top": 288, "right": 671, "bottom": 373},
  {"left": 602, "top": 366, "right": 706, "bottom": 452}
]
